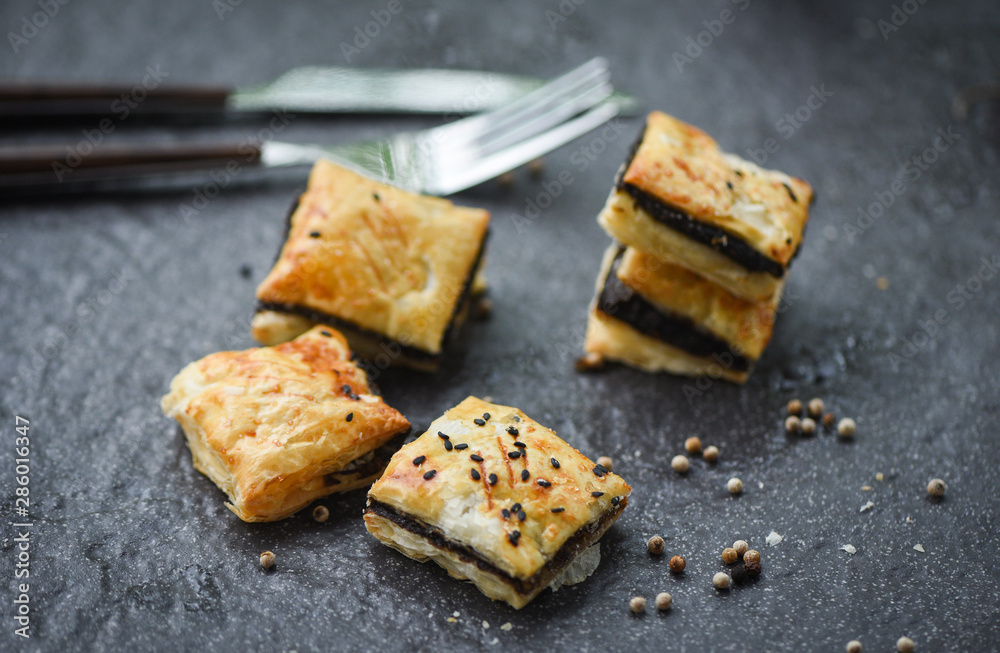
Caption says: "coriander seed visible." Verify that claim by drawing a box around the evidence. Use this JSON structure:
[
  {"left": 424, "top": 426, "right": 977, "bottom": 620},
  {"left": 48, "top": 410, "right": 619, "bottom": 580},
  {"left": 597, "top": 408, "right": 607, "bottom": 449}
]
[
  {"left": 671, "top": 455, "right": 690, "bottom": 473},
  {"left": 596, "top": 456, "right": 614, "bottom": 472},
  {"left": 312, "top": 505, "right": 330, "bottom": 523},
  {"left": 647, "top": 535, "right": 665, "bottom": 555},
  {"left": 785, "top": 415, "right": 802, "bottom": 434},
  {"left": 712, "top": 572, "right": 731, "bottom": 589},
  {"left": 787, "top": 399, "right": 803, "bottom": 415},
  {"left": 801, "top": 417, "right": 817, "bottom": 436},
  {"left": 629, "top": 596, "right": 646, "bottom": 613},
  {"left": 896, "top": 636, "right": 915, "bottom": 652},
  {"left": 684, "top": 436, "right": 702, "bottom": 455},
  {"left": 846, "top": 641, "right": 863, "bottom": 653},
  {"left": 743, "top": 549, "right": 761, "bottom": 565},
  {"left": 807, "top": 398, "right": 825, "bottom": 417},
  {"left": 823, "top": 412, "right": 836, "bottom": 428},
  {"left": 927, "top": 478, "right": 946, "bottom": 498},
  {"left": 733, "top": 540, "right": 749, "bottom": 556},
  {"left": 655, "top": 592, "right": 672, "bottom": 610},
  {"left": 703, "top": 445, "right": 719, "bottom": 463},
  {"left": 668, "top": 555, "right": 686, "bottom": 573},
  {"left": 259, "top": 550, "right": 276, "bottom": 570},
  {"left": 727, "top": 477, "right": 743, "bottom": 495},
  {"left": 721, "top": 547, "right": 738, "bottom": 564},
  {"left": 837, "top": 417, "right": 856, "bottom": 438}
]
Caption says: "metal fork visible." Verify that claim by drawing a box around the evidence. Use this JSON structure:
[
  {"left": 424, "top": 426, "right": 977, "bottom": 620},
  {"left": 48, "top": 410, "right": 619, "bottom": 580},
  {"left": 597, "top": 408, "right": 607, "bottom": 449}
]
[{"left": 0, "top": 58, "right": 622, "bottom": 197}]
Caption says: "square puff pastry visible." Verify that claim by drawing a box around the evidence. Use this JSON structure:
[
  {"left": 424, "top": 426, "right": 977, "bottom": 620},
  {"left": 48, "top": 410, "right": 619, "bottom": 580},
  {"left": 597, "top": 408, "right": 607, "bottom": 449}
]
[
  {"left": 584, "top": 245, "right": 774, "bottom": 384},
  {"left": 364, "top": 396, "right": 630, "bottom": 609},
  {"left": 253, "top": 159, "right": 490, "bottom": 371},
  {"left": 161, "top": 325, "right": 410, "bottom": 522},
  {"left": 600, "top": 111, "right": 813, "bottom": 302}
]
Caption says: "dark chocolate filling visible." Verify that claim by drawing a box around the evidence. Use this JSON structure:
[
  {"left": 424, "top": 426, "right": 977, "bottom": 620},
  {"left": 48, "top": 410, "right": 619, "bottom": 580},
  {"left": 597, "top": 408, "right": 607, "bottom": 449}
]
[
  {"left": 615, "top": 126, "right": 788, "bottom": 278},
  {"left": 257, "top": 194, "right": 489, "bottom": 366},
  {"left": 323, "top": 434, "right": 407, "bottom": 486},
  {"left": 596, "top": 247, "right": 750, "bottom": 373},
  {"left": 365, "top": 498, "right": 626, "bottom": 598}
]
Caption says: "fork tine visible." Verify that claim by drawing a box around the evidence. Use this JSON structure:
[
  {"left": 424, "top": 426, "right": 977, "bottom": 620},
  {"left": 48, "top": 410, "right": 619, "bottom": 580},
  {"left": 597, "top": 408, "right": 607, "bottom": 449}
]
[
  {"left": 443, "top": 81, "right": 613, "bottom": 166},
  {"left": 425, "top": 100, "right": 621, "bottom": 196},
  {"left": 427, "top": 57, "right": 609, "bottom": 147}
]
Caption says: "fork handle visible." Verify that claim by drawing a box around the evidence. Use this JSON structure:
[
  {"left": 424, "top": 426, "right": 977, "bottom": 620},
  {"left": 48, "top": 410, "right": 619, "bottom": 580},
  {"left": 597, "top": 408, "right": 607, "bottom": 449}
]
[
  {"left": 0, "top": 142, "right": 262, "bottom": 193},
  {"left": 0, "top": 82, "right": 232, "bottom": 120}
]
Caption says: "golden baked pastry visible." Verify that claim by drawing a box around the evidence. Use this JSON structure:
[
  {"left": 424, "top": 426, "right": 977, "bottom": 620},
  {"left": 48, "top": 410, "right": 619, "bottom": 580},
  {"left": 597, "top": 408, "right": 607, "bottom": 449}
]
[
  {"left": 364, "top": 396, "right": 630, "bottom": 609},
  {"left": 253, "top": 159, "right": 491, "bottom": 371},
  {"left": 161, "top": 325, "right": 411, "bottom": 522},
  {"left": 599, "top": 111, "right": 813, "bottom": 302},
  {"left": 584, "top": 245, "right": 781, "bottom": 383}
]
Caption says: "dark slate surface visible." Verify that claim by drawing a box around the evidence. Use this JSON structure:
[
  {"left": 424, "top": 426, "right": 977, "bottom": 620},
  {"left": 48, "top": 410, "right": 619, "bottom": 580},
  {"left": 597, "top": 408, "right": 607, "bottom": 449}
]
[{"left": 1, "top": 1, "right": 998, "bottom": 651}]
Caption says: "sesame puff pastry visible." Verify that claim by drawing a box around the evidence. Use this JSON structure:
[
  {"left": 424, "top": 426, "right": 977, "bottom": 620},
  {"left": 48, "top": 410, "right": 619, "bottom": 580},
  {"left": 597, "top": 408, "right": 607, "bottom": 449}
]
[
  {"left": 599, "top": 111, "right": 812, "bottom": 302},
  {"left": 161, "top": 325, "right": 410, "bottom": 522},
  {"left": 252, "top": 159, "right": 491, "bottom": 371},
  {"left": 364, "top": 396, "right": 630, "bottom": 609}
]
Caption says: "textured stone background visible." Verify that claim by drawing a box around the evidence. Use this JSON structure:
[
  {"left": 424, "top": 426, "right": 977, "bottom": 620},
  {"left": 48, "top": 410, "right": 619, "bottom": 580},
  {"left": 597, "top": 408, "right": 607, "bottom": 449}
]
[{"left": 1, "top": 1, "right": 998, "bottom": 651}]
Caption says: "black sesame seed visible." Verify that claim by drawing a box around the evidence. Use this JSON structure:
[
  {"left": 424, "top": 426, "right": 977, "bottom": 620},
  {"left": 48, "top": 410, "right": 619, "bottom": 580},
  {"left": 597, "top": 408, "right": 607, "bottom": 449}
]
[
  {"left": 423, "top": 470, "right": 437, "bottom": 480},
  {"left": 501, "top": 508, "right": 510, "bottom": 519},
  {"left": 444, "top": 440, "right": 453, "bottom": 451},
  {"left": 507, "top": 531, "right": 520, "bottom": 546},
  {"left": 454, "top": 443, "right": 469, "bottom": 450},
  {"left": 591, "top": 491, "right": 604, "bottom": 497},
  {"left": 593, "top": 465, "right": 607, "bottom": 477},
  {"left": 507, "top": 426, "right": 519, "bottom": 436},
  {"left": 726, "top": 181, "right": 734, "bottom": 190},
  {"left": 348, "top": 393, "right": 359, "bottom": 401},
  {"left": 537, "top": 479, "right": 551, "bottom": 488},
  {"left": 551, "top": 507, "right": 565, "bottom": 513},
  {"left": 517, "top": 510, "right": 526, "bottom": 521},
  {"left": 482, "top": 412, "right": 491, "bottom": 421},
  {"left": 513, "top": 416, "right": 520, "bottom": 422},
  {"left": 550, "top": 458, "right": 560, "bottom": 469},
  {"left": 511, "top": 503, "right": 521, "bottom": 512},
  {"left": 309, "top": 231, "right": 321, "bottom": 238},
  {"left": 734, "top": 169, "right": 744, "bottom": 177},
  {"left": 488, "top": 473, "right": 498, "bottom": 486},
  {"left": 470, "top": 454, "right": 484, "bottom": 462},
  {"left": 513, "top": 441, "right": 526, "bottom": 449},
  {"left": 611, "top": 496, "right": 620, "bottom": 506},
  {"left": 783, "top": 182, "right": 798, "bottom": 203},
  {"left": 474, "top": 418, "right": 486, "bottom": 426},
  {"left": 345, "top": 412, "right": 353, "bottom": 422},
  {"left": 412, "top": 456, "right": 426, "bottom": 466},
  {"left": 373, "top": 192, "right": 380, "bottom": 201},
  {"left": 470, "top": 469, "right": 480, "bottom": 481},
  {"left": 508, "top": 451, "right": 521, "bottom": 459},
  {"left": 521, "top": 469, "right": 530, "bottom": 481},
  {"left": 320, "top": 330, "right": 332, "bottom": 337},
  {"left": 437, "top": 431, "right": 450, "bottom": 440},
  {"left": 342, "top": 385, "right": 352, "bottom": 393}
]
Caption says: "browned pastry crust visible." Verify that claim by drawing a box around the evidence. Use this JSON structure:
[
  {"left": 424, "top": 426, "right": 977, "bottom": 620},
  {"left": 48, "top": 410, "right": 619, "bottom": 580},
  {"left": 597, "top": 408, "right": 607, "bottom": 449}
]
[
  {"left": 253, "top": 159, "right": 490, "bottom": 369},
  {"left": 364, "top": 396, "right": 630, "bottom": 608},
  {"left": 621, "top": 111, "right": 812, "bottom": 270},
  {"left": 161, "top": 325, "right": 411, "bottom": 522}
]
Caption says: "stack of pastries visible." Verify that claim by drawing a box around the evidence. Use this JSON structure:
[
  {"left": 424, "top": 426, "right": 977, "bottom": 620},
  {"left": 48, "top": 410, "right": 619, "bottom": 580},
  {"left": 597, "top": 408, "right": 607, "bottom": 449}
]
[{"left": 584, "top": 111, "right": 814, "bottom": 383}]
